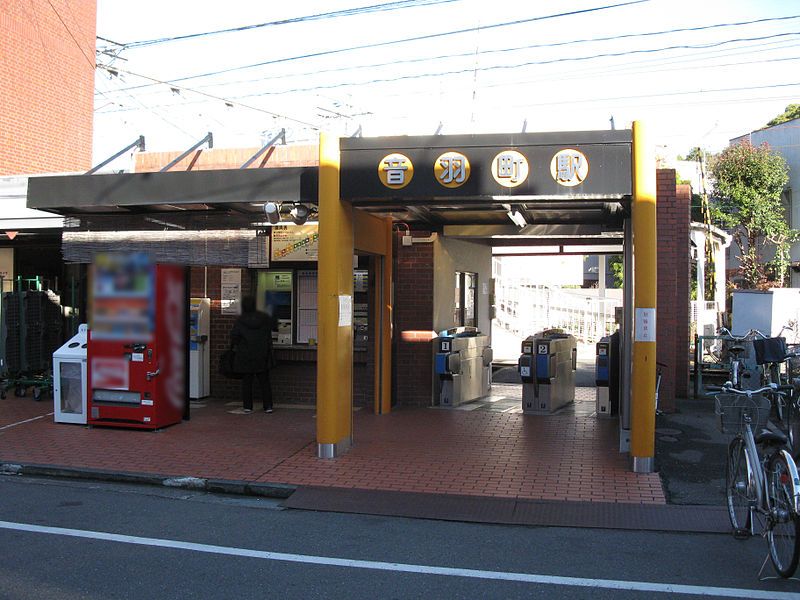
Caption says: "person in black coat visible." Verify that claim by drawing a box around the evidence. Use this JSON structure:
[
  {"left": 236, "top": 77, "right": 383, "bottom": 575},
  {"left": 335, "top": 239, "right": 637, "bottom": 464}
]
[{"left": 230, "top": 295, "right": 275, "bottom": 413}]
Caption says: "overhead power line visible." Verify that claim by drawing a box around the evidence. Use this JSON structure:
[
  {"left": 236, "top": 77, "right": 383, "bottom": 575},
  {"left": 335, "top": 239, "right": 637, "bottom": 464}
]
[
  {"left": 108, "top": 0, "right": 460, "bottom": 49},
  {"left": 108, "top": 0, "right": 653, "bottom": 92},
  {"left": 94, "top": 33, "right": 800, "bottom": 117},
  {"left": 169, "top": 14, "right": 800, "bottom": 96},
  {"left": 229, "top": 31, "right": 800, "bottom": 99},
  {"left": 95, "top": 51, "right": 800, "bottom": 116},
  {"left": 96, "top": 64, "right": 320, "bottom": 129}
]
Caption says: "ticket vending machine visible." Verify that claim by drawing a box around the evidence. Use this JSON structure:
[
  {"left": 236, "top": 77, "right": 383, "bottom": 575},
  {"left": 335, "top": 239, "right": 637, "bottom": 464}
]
[
  {"left": 189, "top": 297, "right": 210, "bottom": 399},
  {"left": 519, "top": 329, "right": 577, "bottom": 414},
  {"left": 87, "top": 255, "right": 185, "bottom": 430},
  {"left": 257, "top": 271, "right": 293, "bottom": 346},
  {"left": 434, "top": 327, "right": 492, "bottom": 407}
]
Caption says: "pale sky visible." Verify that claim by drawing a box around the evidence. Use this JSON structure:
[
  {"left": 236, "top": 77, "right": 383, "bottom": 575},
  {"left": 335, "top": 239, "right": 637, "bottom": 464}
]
[{"left": 93, "top": 0, "right": 800, "bottom": 166}]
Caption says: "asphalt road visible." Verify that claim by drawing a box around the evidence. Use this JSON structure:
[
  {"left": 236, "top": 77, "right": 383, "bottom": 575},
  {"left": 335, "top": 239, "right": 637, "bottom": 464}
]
[{"left": 2, "top": 475, "right": 799, "bottom": 599}]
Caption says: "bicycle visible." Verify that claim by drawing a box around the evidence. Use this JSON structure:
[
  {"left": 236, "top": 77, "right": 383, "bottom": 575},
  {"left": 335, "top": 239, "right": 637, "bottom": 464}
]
[
  {"left": 717, "top": 327, "right": 762, "bottom": 390},
  {"left": 655, "top": 361, "right": 666, "bottom": 415},
  {"left": 714, "top": 382, "right": 800, "bottom": 578}
]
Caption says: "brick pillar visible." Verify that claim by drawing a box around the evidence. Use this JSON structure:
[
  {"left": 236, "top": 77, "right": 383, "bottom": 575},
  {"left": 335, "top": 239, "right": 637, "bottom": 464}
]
[
  {"left": 393, "top": 231, "right": 435, "bottom": 407},
  {"left": 656, "top": 170, "right": 691, "bottom": 411},
  {"left": 674, "top": 184, "right": 691, "bottom": 399}
]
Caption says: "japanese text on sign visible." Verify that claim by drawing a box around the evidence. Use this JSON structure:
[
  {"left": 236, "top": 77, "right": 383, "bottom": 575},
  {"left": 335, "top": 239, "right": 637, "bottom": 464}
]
[
  {"left": 491, "top": 150, "right": 529, "bottom": 187},
  {"left": 635, "top": 308, "right": 656, "bottom": 342},
  {"left": 551, "top": 148, "right": 589, "bottom": 186},
  {"left": 435, "top": 152, "right": 470, "bottom": 188},
  {"left": 378, "top": 153, "right": 414, "bottom": 189}
]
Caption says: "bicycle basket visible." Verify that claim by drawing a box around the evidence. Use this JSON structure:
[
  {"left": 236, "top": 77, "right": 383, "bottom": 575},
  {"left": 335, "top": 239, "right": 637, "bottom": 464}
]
[{"left": 714, "top": 393, "right": 771, "bottom": 434}]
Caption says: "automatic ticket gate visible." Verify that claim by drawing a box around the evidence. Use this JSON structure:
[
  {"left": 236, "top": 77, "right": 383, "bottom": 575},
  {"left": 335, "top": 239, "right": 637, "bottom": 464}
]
[
  {"left": 596, "top": 331, "right": 620, "bottom": 417},
  {"left": 518, "top": 329, "right": 577, "bottom": 414},
  {"left": 434, "top": 327, "right": 492, "bottom": 407}
]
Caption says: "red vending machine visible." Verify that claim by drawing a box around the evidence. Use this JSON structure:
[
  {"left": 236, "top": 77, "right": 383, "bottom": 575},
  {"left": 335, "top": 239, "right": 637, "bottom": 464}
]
[{"left": 87, "top": 254, "right": 186, "bottom": 429}]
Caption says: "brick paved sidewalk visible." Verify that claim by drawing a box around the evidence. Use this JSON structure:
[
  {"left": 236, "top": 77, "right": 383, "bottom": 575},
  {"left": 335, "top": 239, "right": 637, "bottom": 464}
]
[{"left": 0, "top": 394, "right": 665, "bottom": 504}]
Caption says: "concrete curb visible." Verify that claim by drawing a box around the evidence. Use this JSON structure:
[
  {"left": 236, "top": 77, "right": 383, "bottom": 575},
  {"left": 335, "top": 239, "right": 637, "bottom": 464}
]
[{"left": 0, "top": 462, "right": 297, "bottom": 499}]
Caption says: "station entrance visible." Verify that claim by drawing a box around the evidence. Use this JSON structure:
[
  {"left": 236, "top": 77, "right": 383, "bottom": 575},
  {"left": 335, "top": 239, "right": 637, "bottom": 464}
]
[
  {"left": 23, "top": 125, "right": 662, "bottom": 493},
  {"left": 319, "top": 124, "right": 658, "bottom": 474}
]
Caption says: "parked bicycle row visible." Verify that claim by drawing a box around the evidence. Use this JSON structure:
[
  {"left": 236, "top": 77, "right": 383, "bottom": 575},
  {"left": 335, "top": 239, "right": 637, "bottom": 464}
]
[
  {"left": 695, "top": 325, "right": 800, "bottom": 399},
  {"left": 709, "top": 379, "right": 800, "bottom": 579}
]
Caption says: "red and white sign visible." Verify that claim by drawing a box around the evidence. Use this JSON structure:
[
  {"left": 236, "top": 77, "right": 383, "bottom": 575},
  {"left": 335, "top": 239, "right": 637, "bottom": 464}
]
[{"left": 90, "top": 357, "right": 129, "bottom": 390}]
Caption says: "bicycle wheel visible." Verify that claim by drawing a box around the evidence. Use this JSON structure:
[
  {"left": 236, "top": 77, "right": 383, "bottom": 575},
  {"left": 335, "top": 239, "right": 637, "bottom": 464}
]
[
  {"left": 727, "top": 436, "right": 755, "bottom": 534},
  {"left": 767, "top": 451, "right": 800, "bottom": 578},
  {"left": 788, "top": 397, "right": 800, "bottom": 458}
]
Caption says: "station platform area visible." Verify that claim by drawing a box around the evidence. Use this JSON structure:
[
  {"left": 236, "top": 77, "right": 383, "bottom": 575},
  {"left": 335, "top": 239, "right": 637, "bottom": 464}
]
[{"left": 0, "top": 384, "right": 665, "bottom": 506}]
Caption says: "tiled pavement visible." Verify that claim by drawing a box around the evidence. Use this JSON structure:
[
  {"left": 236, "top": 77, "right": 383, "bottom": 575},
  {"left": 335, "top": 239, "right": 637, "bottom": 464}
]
[{"left": 0, "top": 386, "right": 665, "bottom": 505}]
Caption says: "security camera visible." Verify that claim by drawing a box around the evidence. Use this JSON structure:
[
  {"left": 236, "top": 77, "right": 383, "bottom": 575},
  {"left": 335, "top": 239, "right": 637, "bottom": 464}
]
[
  {"left": 290, "top": 203, "right": 310, "bottom": 225},
  {"left": 264, "top": 201, "right": 281, "bottom": 224}
]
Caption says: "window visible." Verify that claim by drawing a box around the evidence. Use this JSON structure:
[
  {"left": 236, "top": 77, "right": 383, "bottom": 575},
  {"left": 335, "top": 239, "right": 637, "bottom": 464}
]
[
  {"left": 296, "top": 270, "right": 318, "bottom": 344},
  {"left": 454, "top": 271, "right": 478, "bottom": 328}
]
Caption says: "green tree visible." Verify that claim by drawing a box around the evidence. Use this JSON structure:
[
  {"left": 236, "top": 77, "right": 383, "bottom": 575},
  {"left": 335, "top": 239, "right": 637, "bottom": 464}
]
[
  {"left": 679, "top": 146, "right": 712, "bottom": 162},
  {"left": 767, "top": 103, "right": 800, "bottom": 127},
  {"left": 710, "top": 141, "right": 793, "bottom": 288},
  {"left": 608, "top": 255, "right": 624, "bottom": 288}
]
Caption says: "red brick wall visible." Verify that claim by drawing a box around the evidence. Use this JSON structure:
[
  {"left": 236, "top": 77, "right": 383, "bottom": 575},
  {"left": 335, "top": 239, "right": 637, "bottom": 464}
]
[
  {"left": 656, "top": 170, "right": 691, "bottom": 411},
  {"left": 0, "top": 1, "right": 96, "bottom": 175},
  {"left": 674, "top": 183, "right": 692, "bottom": 399},
  {"left": 393, "top": 231, "right": 435, "bottom": 407}
]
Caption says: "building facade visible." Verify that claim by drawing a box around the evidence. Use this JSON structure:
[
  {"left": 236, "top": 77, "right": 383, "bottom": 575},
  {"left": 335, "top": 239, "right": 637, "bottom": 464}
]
[{"left": 0, "top": 0, "right": 96, "bottom": 175}]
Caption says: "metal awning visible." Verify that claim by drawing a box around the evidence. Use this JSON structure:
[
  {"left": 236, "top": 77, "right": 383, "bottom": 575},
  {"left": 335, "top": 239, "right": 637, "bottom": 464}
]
[
  {"left": 26, "top": 146, "right": 629, "bottom": 247},
  {"left": 26, "top": 167, "right": 317, "bottom": 215}
]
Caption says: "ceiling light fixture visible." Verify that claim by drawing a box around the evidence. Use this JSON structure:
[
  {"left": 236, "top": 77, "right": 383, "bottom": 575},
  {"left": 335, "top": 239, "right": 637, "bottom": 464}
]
[
  {"left": 264, "top": 201, "right": 281, "bottom": 225},
  {"left": 290, "top": 203, "right": 311, "bottom": 225}
]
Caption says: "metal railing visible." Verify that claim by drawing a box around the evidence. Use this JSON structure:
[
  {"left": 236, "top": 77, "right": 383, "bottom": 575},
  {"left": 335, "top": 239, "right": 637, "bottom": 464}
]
[{"left": 494, "top": 283, "right": 620, "bottom": 343}]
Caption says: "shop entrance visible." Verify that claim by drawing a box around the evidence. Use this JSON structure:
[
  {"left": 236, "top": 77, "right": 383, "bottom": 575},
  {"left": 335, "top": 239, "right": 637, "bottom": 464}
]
[{"left": 319, "top": 125, "right": 657, "bottom": 473}]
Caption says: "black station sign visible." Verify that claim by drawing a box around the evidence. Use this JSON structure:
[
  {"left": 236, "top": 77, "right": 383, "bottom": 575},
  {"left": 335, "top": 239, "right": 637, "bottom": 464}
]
[{"left": 339, "top": 130, "right": 632, "bottom": 204}]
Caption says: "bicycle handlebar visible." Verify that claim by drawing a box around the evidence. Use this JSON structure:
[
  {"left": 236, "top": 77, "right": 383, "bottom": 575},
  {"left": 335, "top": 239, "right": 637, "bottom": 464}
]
[
  {"left": 717, "top": 327, "right": 768, "bottom": 340},
  {"left": 715, "top": 382, "right": 785, "bottom": 397}
]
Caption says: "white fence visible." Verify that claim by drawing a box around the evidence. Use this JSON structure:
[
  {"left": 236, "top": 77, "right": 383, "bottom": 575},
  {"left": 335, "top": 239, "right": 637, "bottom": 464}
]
[{"left": 495, "top": 282, "right": 622, "bottom": 343}]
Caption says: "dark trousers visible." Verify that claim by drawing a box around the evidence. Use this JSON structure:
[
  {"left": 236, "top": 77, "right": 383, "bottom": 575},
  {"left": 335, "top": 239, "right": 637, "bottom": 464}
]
[{"left": 240, "top": 370, "right": 272, "bottom": 411}]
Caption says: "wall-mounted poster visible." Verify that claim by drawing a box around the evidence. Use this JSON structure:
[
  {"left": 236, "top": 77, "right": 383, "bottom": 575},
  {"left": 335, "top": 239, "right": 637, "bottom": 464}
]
[
  {"left": 221, "top": 268, "right": 241, "bottom": 315},
  {"left": 271, "top": 224, "right": 319, "bottom": 262}
]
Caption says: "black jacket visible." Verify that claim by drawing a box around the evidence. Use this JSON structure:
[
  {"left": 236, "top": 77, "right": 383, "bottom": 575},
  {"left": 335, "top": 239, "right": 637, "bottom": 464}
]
[{"left": 230, "top": 310, "right": 275, "bottom": 373}]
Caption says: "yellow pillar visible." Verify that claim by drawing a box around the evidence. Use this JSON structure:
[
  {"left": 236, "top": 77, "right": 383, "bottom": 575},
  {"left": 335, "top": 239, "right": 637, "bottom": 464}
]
[
  {"left": 316, "top": 132, "right": 354, "bottom": 458},
  {"left": 631, "top": 120, "right": 657, "bottom": 473}
]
